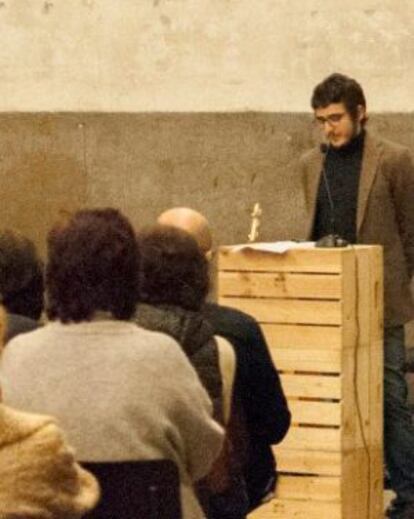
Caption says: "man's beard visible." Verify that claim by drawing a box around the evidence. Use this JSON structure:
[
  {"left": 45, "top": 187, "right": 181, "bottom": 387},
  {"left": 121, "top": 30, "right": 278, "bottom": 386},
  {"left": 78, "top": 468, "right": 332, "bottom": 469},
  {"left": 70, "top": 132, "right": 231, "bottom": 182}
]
[{"left": 328, "top": 118, "right": 361, "bottom": 148}]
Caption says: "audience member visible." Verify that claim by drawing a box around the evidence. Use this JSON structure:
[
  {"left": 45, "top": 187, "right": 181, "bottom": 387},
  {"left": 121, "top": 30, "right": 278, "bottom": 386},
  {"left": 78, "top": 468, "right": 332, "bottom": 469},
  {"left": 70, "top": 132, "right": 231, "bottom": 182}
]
[
  {"left": 0, "top": 404, "right": 100, "bottom": 518},
  {"left": 135, "top": 224, "right": 245, "bottom": 518},
  {"left": 0, "top": 230, "right": 43, "bottom": 344},
  {"left": 1, "top": 208, "right": 223, "bottom": 519},
  {"left": 158, "top": 207, "right": 291, "bottom": 512},
  {"left": 135, "top": 225, "right": 223, "bottom": 423},
  {"left": 0, "top": 304, "right": 99, "bottom": 518}
]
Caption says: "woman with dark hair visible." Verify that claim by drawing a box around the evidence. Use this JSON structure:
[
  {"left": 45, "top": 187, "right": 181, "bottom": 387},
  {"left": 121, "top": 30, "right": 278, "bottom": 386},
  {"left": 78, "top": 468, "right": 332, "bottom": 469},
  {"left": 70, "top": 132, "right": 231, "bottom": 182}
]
[
  {"left": 0, "top": 230, "right": 44, "bottom": 343},
  {"left": 1, "top": 209, "right": 223, "bottom": 519},
  {"left": 135, "top": 225, "right": 249, "bottom": 519},
  {"left": 135, "top": 225, "right": 221, "bottom": 419}
]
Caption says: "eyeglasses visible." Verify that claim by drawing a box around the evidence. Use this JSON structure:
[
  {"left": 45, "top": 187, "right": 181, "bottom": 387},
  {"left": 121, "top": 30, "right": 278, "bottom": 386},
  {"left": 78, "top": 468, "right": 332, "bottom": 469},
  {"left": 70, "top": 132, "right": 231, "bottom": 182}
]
[{"left": 314, "top": 112, "right": 346, "bottom": 127}]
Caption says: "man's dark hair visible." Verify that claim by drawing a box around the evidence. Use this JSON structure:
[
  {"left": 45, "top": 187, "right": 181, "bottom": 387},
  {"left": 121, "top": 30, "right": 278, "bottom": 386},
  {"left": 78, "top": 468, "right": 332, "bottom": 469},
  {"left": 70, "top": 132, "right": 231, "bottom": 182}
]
[
  {"left": 46, "top": 208, "right": 139, "bottom": 323},
  {"left": 0, "top": 230, "right": 44, "bottom": 320},
  {"left": 137, "top": 225, "right": 209, "bottom": 312},
  {"left": 311, "top": 73, "right": 367, "bottom": 125}
]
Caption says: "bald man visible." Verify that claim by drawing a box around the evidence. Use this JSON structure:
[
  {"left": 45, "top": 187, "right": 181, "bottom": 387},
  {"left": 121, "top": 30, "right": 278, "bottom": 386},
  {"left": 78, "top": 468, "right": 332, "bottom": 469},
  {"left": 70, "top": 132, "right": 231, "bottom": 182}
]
[
  {"left": 158, "top": 208, "right": 213, "bottom": 258},
  {"left": 157, "top": 208, "right": 291, "bottom": 513}
]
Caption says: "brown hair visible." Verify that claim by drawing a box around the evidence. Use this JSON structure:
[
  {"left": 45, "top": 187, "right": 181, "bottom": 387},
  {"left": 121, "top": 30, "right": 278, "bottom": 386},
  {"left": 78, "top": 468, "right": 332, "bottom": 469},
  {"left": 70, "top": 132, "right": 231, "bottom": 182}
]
[
  {"left": 46, "top": 208, "right": 139, "bottom": 323},
  {"left": 311, "top": 73, "right": 368, "bottom": 125},
  {"left": 137, "top": 225, "right": 209, "bottom": 311}
]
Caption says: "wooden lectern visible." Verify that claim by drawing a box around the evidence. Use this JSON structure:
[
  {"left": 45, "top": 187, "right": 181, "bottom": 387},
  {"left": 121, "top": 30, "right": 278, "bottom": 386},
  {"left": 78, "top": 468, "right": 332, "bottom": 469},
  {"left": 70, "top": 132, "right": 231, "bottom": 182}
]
[{"left": 218, "top": 245, "right": 383, "bottom": 519}]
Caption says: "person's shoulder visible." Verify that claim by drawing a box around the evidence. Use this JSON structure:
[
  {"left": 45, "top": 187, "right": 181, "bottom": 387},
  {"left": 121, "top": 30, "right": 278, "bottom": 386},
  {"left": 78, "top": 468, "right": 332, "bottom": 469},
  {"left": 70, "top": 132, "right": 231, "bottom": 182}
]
[
  {"left": 4, "top": 322, "right": 50, "bottom": 353},
  {"left": 5, "top": 313, "right": 39, "bottom": 344},
  {"left": 205, "top": 302, "right": 257, "bottom": 326},
  {"left": 367, "top": 132, "right": 411, "bottom": 159},
  {"left": 204, "top": 302, "right": 261, "bottom": 340},
  {"left": 130, "top": 325, "right": 191, "bottom": 365},
  {"left": 0, "top": 404, "right": 56, "bottom": 445},
  {"left": 132, "top": 324, "right": 180, "bottom": 349}
]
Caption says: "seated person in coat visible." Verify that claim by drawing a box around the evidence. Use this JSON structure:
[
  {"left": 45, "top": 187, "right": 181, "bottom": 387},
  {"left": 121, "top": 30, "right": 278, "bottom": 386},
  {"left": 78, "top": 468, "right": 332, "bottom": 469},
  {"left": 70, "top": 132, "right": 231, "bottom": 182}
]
[
  {"left": 0, "top": 303, "right": 99, "bottom": 518},
  {"left": 1, "top": 208, "right": 224, "bottom": 519},
  {"left": 157, "top": 207, "right": 291, "bottom": 512}
]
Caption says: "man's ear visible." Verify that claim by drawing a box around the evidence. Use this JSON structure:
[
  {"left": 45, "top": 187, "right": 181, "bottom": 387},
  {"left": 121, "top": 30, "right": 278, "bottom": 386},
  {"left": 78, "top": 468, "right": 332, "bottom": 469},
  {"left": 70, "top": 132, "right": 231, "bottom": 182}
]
[{"left": 357, "top": 104, "right": 366, "bottom": 123}]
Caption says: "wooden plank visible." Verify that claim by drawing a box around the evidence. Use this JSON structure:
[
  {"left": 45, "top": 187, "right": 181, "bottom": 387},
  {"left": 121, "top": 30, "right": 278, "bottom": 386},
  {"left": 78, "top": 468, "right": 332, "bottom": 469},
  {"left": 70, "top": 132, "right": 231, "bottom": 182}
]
[
  {"left": 219, "top": 271, "right": 342, "bottom": 299},
  {"left": 288, "top": 400, "right": 341, "bottom": 426},
  {"left": 279, "top": 425, "right": 340, "bottom": 451},
  {"left": 341, "top": 448, "right": 370, "bottom": 519},
  {"left": 355, "top": 246, "right": 384, "bottom": 519},
  {"left": 340, "top": 247, "right": 384, "bottom": 519},
  {"left": 338, "top": 251, "right": 368, "bottom": 519},
  {"left": 248, "top": 499, "right": 341, "bottom": 519},
  {"left": 281, "top": 373, "right": 341, "bottom": 399},
  {"left": 271, "top": 347, "right": 341, "bottom": 373},
  {"left": 368, "top": 337, "right": 384, "bottom": 519},
  {"left": 218, "top": 297, "right": 342, "bottom": 325},
  {"left": 219, "top": 246, "right": 347, "bottom": 273},
  {"left": 261, "top": 323, "right": 342, "bottom": 349},
  {"left": 274, "top": 448, "right": 341, "bottom": 476},
  {"left": 276, "top": 474, "right": 341, "bottom": 501},
  {"left": 340, "top": 251, "right": 359, "bottom": 450}
]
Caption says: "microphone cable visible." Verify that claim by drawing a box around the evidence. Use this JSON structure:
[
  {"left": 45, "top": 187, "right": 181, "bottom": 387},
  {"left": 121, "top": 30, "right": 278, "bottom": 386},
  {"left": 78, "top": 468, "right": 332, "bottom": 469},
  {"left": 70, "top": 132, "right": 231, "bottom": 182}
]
[{"left": 320, "top": 143, "right": 336, "bottom": 236}]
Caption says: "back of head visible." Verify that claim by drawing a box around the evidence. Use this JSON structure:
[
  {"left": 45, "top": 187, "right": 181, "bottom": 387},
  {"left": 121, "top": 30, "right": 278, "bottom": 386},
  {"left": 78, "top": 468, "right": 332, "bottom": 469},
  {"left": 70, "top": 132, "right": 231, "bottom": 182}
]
[
  {"left": 0, "top": 230, "right": 44, "bottom": 320},
  {"left": 138, "top": 224, "right": 209, "bottom": 311},
  {"left": 311, "top": 72, "right": 367, "bottom": 124},
  {"left": 46, "top": 208, "right": 139, "bottom": 323},
  {"left": 157, "top": 207, "right": 213, "bottom": 256}
]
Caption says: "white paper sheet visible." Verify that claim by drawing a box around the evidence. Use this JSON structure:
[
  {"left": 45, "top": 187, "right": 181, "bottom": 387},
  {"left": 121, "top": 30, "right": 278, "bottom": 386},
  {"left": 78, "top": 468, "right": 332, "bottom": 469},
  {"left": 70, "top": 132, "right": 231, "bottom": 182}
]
[{"left": 222, "top": 241, "right": 316, "bottom": 254}]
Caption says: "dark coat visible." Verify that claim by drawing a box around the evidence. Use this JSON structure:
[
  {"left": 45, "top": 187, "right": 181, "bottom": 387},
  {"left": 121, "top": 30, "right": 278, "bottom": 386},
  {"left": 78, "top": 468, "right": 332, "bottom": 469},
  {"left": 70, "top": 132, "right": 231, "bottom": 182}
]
[
  {"left": 203, "top": 303, "right": 291, "bottom": 511},
  {"left": 134, "top": 303, "right": 223, "bottom": 423},
  {"left": 300, "top": 131, "right": 414, "bottom": 326}
]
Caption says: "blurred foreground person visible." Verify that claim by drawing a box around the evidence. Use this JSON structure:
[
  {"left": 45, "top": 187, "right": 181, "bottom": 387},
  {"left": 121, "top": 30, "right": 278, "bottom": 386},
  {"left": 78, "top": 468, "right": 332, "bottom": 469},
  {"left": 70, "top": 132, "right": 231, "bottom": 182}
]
[
  {"left": 0, "top": 230, "right": 44, "bottom": 343},
  {"left": 1, "top": 208, "right": 223, "bottom": 519},
  {"left": 0, "top": 305, "right": 99, "bottom": 518}
]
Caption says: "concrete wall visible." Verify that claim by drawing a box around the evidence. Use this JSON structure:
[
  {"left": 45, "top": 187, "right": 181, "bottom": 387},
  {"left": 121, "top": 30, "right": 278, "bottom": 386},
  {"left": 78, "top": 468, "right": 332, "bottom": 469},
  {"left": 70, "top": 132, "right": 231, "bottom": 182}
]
[
  {"left": 0, "top": 111, "right": 412, "bottom": 247},
  {"left": 0, "top": 1, "right": 413, "bottom": 112},
  {"left": 0, "top": 1, "right": 413, "bottom": 339}
]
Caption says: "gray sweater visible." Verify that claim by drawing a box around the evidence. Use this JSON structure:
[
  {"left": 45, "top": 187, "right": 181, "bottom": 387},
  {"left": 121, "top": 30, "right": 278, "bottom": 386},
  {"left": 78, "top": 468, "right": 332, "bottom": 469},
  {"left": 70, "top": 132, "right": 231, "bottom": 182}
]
[{"left": 1, "top": 320, "right": 224, "bottom": 519}]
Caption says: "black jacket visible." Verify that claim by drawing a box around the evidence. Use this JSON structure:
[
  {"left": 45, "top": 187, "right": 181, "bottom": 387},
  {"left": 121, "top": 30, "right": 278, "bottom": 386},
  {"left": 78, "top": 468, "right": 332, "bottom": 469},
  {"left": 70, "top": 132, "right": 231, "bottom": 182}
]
[{"left": 203, "top": 302, "right": 291, "bottom": 510}]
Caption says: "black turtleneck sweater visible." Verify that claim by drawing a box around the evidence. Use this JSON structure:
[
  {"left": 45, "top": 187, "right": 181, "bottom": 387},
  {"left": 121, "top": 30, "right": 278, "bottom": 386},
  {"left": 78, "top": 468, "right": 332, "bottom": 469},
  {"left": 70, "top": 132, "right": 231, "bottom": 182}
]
[{"left": 312, "top": 130, "right": 365, "bottom": 244}]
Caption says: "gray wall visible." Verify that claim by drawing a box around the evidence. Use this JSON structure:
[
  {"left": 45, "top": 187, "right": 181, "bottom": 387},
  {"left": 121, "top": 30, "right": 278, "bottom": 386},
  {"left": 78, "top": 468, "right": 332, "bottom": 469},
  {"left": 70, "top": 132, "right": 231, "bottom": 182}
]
[{"left": 1, "top": 111, "right": 414, "bottom": 250}]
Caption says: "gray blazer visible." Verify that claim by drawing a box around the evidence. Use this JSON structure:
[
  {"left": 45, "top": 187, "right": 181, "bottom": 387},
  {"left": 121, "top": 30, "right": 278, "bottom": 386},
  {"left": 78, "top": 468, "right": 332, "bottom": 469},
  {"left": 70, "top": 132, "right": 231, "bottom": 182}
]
[{"left": 300, "top": 131, "right": 414, "bottom": 326}]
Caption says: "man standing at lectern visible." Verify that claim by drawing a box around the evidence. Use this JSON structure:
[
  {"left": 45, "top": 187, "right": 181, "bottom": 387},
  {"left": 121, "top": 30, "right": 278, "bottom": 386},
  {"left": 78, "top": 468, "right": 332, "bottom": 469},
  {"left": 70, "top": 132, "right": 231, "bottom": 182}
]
[{"left": 299, "top": 73, "right": 414, "bottom": 519}]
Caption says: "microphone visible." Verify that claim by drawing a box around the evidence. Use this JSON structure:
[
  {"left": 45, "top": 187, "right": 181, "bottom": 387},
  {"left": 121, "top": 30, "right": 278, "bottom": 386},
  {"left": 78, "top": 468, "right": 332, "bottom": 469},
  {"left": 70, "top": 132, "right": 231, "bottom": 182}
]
[{"left": 316, "top": 144, "right": 348, "bottom": 248}]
